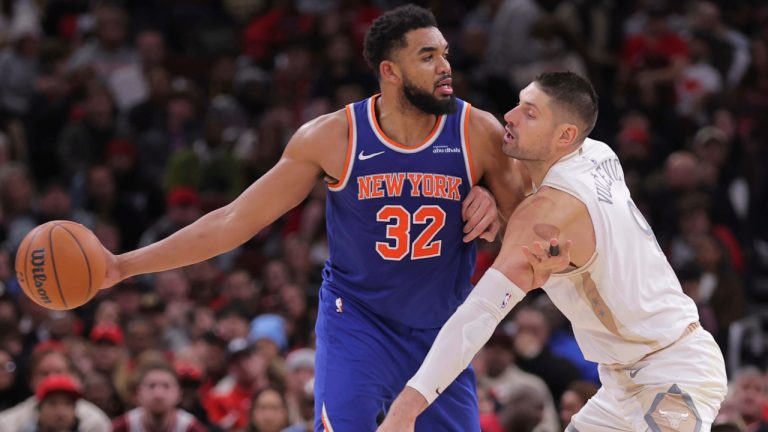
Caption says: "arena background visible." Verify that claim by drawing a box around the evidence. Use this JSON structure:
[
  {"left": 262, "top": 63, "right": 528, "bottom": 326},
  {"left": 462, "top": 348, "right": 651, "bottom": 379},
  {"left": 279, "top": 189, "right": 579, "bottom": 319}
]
[{"left": 0, "top": 0, "right": 766, "bottom": 431}]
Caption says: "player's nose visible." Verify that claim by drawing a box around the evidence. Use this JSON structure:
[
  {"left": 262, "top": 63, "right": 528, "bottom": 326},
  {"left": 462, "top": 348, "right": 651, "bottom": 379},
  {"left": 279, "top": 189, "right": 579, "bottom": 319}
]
[
  {"left": 436, "top": 55, "right": 450, "bottom": 75},
  {"left": 503, "top": 108, "right": 516, "bottom": 125}
]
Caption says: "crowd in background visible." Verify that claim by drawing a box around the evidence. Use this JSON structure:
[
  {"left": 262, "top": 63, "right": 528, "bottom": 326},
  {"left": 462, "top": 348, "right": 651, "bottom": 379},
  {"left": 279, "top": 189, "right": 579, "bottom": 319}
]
[{"left": 0, "top": 0, "right": 767, "bottom": 431}]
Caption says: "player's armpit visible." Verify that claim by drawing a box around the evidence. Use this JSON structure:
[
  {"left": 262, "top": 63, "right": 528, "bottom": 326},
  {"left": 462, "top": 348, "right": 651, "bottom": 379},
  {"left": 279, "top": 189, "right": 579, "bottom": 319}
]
[{"left": 492, "top": 186, "right": 595, "bottom": 291}]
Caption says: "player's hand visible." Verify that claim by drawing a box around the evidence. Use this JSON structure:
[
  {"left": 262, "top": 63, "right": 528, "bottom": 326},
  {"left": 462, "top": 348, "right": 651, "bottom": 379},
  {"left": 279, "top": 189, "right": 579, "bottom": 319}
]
[
  {"left": 100, "top": 247, "right": 122, "bottom": 290},
  {"left": 462, "top": 185, "right": 500, "bottom": 242},
  {"left": 521, "top": 238, "right": 573, "bottom": 288},
  {"left": 377, "top": 387, "right": 425, "bottom": 432},
  {"left": 377, "top": 412, "right": 415, "bottom": 432}
]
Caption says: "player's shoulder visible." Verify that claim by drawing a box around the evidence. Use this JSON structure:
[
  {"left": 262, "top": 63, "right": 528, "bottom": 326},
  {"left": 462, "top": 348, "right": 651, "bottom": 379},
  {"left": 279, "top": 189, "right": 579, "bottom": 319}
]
[
  {"left": 467, "top": 105, "right": 502, "bottom": 131},
  {"left": 294, "top": 108, "right": 349, "bottom": 142},
  {"left": 466, "top": 105, "right": 504, "bottom": 148}
]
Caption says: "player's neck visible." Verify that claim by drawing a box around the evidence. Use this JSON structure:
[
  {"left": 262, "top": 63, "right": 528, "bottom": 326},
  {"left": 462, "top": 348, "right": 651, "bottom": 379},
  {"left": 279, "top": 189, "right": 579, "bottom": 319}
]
[
  {"left": 376, "top": 91, "right": 439, "bottom": 148},
  {"left": 525, "top": 145, "right": 582, "bottom": 192}
]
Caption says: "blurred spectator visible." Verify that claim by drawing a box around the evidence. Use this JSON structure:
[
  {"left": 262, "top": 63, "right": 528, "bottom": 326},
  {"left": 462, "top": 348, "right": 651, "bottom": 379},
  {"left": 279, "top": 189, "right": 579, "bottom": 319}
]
[
  {"left": 558, "top": 380, "right": 598, "bottom": 429},
  {"left": 731, "top": 366, "right": 768, "bottom": 431},
  {"left": 175, "top": 360, "right": 223, "bottom": 432},
  {"left": 0, "top": 162, "right": 35, "bottom": 252},
  {"left": 0, "top": 346, "right": 110, "bottom": 432},
  {"left": 618, "top": 4, "right": 688, "bottom": 110},
  {"left": 112, "top": 359, "right": 206, "bottom": 432},
  {"left": 280, "top": 284, "right": 313, "bottom": 349},
  {"left": 687, "top": 1, "right": 751, "bottom": 89},
  {"left": 0, "top": 347, "right": 23, "bottom": 411},
  {"left": 512, "top": 306, "right": 581, "bottom": 402},
  {"left": 136, "top": 30, "right": 166, "bottom": 71},
  {"left": 89, "top": 322, "right": 125, "bottom": 377},
  {"left": 56, "top": 81, "right": 118, "bottom": 181},
  {"left": 139, "top": 187, "right": 202, "bottom": 248},
  {"left": 474, "top": 330, "right": 559, "bottom": 432},
  {"left": 216, "top": 302, "right": 251, "bottom": 343},
  {"left": 674, "top": 35, "right": 722, "bottom": 127},
  {"left": 694, "top": 234, "right": 745, "bottom": 346},
  {"left": 136, "top": 79, "right": 201, "bottom": 187},
  {"left": 249, "top": 314, "right": 287, "bottom": 365},
  {"left": 66, "top": 4, "right": 138, "bottom": 80},
  {"left": 113, "top": 316, "right": 160, "bottom": 403},
  {"left": 282, "top": 378, "right": 313, "bottom": 432},
  {"left": 477, "top": 385, "right": 503, "bottom": 432},
  {"left": 0, "top": 14, "right": 41, "bottom": 119},
  {"left": 35, "top": 180, "right": 94, "bottom": 227},
  {"left": 676, "top": 262, "right": 718, "bottom": 335},
  {"left": 206, "top": 338, "right": 269, "bottom": 431},
  {"left": 82, "top": 371, "right": 123, "bottom": 419},
  {"left": 241, "top": 1, "right": 314, "bottom": 66},
  {"left": 246, "top": 387, "right": 289, "bottom": 432},
  {"left": 283, "top": 348, "right": 314, "bottom": 426},
  {"left": 28, "top": 374, "right": 82, "bottom": 432}
]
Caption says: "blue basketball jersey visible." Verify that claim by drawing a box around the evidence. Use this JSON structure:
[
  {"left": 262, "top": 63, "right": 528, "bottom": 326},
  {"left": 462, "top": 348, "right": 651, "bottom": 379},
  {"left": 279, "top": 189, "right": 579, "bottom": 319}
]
[{"left": 323, "top": 94, "right": 477, "bottom": 329}]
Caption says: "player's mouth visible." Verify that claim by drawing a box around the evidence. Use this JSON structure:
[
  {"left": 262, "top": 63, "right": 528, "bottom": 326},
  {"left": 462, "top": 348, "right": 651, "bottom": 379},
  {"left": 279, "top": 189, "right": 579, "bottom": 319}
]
[
  {"left": 435, "top": 77, "right": 453, "bottom": 96},
  {"left": 504, "top": 125, "right": 516, "bottom": 143}
]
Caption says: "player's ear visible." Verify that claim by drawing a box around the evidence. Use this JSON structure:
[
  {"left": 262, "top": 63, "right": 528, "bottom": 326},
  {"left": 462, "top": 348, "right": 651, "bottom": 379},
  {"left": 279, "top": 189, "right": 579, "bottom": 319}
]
[
  {"left": 556, "top": 123, "right": 579, "bottom": 148},
  {"left": 380, "top": 60, "right": 400, "bottom": 84}
]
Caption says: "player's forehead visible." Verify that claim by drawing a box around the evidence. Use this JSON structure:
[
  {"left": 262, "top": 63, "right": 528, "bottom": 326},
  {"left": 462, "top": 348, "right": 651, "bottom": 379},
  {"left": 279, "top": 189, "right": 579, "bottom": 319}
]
[
  {"left": 519, "top": 83, "right": 552, "bottom": 114},
  {"left": 401, "top": 27, "right": 447, "bottom": 55}
]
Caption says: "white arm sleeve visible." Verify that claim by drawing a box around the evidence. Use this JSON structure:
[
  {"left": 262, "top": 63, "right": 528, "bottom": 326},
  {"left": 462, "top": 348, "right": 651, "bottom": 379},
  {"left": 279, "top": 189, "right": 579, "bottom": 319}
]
[{"left": 406, "top": 268, "right": 526, "bottom": 404}]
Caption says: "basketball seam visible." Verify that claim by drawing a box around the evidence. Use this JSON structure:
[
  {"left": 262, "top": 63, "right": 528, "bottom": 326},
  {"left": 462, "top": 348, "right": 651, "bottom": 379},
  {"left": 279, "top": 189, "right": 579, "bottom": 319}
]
[
  {"left": 21, "top": 226, "right": 43, "bottom": 302},
  {"left": 58, "top": 224, "right": 93, "bottom": 302},
  {"left": 48, "top": 224, "right": 68, "bottom": 309}
]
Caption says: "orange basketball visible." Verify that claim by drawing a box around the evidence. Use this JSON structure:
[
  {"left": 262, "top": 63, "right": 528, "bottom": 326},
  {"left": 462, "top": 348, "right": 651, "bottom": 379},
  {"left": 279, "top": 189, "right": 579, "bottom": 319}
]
[{"left": 14, "top": 221, "right": 106, "bottom": 310}]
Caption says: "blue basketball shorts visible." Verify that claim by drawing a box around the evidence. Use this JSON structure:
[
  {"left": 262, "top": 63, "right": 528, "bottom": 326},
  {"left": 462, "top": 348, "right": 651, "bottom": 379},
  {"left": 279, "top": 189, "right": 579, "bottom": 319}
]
[{"left": 313, "top": 285, "right": 479, "bottom": 432}]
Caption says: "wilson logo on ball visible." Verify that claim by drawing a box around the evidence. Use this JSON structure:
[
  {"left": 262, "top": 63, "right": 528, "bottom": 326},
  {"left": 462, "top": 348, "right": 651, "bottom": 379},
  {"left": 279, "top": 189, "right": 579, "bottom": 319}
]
[{"left": 30, "top": 248, "right": 51, "bottom": 304}]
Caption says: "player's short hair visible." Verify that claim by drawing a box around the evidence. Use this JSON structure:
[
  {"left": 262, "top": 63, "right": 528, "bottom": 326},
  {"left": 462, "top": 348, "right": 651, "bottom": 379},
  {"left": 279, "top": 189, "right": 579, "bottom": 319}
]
[
  {"left": 363, "top": 5, "right": 437, "bottom": 78},
  {"left": 534, "top": 71, "right": 599, "bottom": 140}
]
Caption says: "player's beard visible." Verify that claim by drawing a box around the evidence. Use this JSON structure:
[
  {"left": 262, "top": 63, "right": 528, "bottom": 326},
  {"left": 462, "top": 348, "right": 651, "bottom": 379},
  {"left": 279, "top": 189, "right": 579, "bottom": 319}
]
[{"left": 402, "top": 77, "right": 457, "bottom": 115}]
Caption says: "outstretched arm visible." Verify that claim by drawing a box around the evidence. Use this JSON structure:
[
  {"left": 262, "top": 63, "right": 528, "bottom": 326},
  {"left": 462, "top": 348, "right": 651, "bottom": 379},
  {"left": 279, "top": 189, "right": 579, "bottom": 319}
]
[
  {"left": 378, "top": 187, "right": 594, "bottom": 431},
  {"left": 101, "top": 111, "right": 348, "bottom": 288}
]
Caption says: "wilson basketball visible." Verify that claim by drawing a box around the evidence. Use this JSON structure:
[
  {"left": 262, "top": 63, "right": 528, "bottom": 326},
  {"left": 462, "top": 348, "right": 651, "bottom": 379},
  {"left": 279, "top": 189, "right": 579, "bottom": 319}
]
[{"left": 15, "top": 221, "right": 106, "bottom": 310}]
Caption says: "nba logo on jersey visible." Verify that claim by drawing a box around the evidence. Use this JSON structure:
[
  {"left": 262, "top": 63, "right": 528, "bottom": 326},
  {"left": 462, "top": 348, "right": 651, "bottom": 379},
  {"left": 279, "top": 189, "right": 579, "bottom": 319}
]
[{"left": 335, "top": 297, "right": 343, "bottom": 313}]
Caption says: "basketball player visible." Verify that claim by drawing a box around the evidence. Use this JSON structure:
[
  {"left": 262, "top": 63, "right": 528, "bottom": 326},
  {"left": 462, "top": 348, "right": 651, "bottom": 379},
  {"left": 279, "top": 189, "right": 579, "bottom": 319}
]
[
  {"left": 379, "top": 72, "right": 728, "bottom": 432},
  {"left": 100, "top": 6, "right": 530, "bottom": 432}
]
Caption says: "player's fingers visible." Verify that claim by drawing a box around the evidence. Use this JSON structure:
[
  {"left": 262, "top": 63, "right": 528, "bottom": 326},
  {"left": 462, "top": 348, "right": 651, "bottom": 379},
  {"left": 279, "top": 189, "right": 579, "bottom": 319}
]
[
  {"left": 532, "top": 241, "right": 547, "bottom": 256},
  {"left": 462, "top": 195, "right": 482, "bottom": 225},
  {"left": 548, "top": 238, "right": 559, "bottom": 256},
  {"left": 479, "top": 218, "right": 500, "bottom": 242},
  {"left": 461, "top": 188, "right": 479, "bottom": 221},
  {"left": 463, "top": 197, "right": 491, "bottom": 234},
  {"left": 463, "top": 212, "right": 495, "bottom": 242},
  {"left": 521, "top": 245, "right": 540, "bottom": 265},
  {"left": 563, "top": 239, "right": 573, "bottom": 254}
]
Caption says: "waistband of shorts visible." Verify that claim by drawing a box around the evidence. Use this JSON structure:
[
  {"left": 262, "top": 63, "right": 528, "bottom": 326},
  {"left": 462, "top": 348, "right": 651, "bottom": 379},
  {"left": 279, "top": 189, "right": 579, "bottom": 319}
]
[
  {"left": 638, "top": 321, "right": 700, "bottom": 362},
  {"left": 605, "top": 321, "right": 700, "bottom": 369}
]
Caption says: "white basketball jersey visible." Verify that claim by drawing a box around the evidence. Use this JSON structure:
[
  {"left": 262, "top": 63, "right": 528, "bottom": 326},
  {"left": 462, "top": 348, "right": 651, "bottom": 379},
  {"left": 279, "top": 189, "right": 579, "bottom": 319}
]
[{"left": 540, "top": 138, "right": 699, "bottom": 366}]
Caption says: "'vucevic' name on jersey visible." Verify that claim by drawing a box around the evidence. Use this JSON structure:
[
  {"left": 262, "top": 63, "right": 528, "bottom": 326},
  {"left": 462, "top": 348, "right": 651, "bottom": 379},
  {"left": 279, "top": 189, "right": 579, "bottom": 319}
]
[{"left": 323, "top": 95, "right": 477, "bottom": 329}]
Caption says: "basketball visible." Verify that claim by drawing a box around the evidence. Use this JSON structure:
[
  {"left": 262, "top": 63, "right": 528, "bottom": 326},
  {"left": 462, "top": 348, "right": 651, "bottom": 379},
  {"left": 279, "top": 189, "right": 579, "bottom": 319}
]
[{"left": 14, "top": 221, "right": 106, "bottom": 310}]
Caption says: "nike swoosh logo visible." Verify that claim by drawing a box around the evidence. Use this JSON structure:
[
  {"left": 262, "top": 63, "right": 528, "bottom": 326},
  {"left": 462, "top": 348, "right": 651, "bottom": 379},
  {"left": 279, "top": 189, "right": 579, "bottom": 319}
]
[
  {"left": 629, "top": 366, "right": 646, "bottom": 378},
  {"left": 358, "top": 150, "right": 385, "bottom": 161},
  {"left": 435, "top": 387, "right": 442, "bottom": 395}
]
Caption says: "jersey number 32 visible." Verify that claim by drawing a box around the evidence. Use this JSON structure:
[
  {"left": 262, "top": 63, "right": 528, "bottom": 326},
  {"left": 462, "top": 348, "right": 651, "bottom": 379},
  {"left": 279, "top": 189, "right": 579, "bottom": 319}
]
[{"left": 376, "top": 205, "right": 446, "bottom": 261}]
